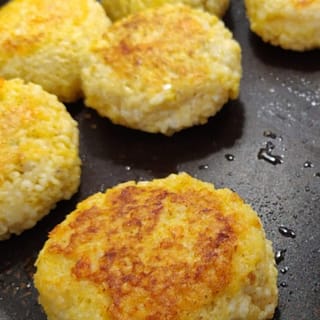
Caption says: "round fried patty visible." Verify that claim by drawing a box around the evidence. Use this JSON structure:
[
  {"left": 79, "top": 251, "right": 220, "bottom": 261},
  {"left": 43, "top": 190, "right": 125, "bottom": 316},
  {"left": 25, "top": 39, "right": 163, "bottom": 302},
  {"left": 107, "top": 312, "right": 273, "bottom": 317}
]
[
  {"left": 0, "top": 78, "right": 81, "bottom": 240},
  {"left": 34, "top": 173, "right": 278, "bottom": 320},
  {"left": 245, "top": 0, "right": 320, "bottom": 51},
  {"left": 0, "top": 0, "right": 110, "bottom": 102},
  {"left": 81, "top": 4, "right": 241, "bottom": 135}
]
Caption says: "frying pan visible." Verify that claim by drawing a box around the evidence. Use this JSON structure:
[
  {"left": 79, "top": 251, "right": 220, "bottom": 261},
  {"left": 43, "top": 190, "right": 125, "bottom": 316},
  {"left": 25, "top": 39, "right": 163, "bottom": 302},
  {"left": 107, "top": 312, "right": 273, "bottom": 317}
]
[{"left": 0, "top": 1, "right": 319, "bottom": 319}]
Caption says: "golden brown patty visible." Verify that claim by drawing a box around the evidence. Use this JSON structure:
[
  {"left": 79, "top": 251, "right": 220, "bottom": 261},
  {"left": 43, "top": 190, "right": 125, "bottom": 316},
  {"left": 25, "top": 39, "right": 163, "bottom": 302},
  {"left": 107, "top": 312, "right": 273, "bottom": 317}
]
[
  {"left": 101, "top": 0, "right": 230, "bottom": 21},
  {"left": 81, "top": 4, "right": 242, "bottom": 135},
  {"left": 0, "top": 0, "right": 110, "bottom": 102},
  {"left": 0, "top": 78, "right": 81, "bottom": 240},
  {"left": 34, "top": 173, "right": 278, "bottom": 320},
  {"left": 245, "top": 0, "right": 320, "bottom": 51}
]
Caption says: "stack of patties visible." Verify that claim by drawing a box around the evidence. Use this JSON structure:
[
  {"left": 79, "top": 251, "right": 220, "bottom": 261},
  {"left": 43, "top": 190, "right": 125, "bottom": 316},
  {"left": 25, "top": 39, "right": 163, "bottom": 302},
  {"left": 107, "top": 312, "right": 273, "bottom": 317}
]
[
  {"left": 34, "top": 173, "right": 278, "bottom": 320},
  {"left": 81, "top": 4, "right": 242, "bottom": 135}
]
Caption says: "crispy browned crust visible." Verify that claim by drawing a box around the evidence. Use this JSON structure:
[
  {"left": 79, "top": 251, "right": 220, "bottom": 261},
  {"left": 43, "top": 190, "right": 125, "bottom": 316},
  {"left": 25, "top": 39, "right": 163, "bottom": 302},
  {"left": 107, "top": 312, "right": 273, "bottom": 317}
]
[
  {"left": 0, "top": 78, "right": 71, "bottom": 186},
  {"left": 94, "top": 5, "right": 227, "bottom": 92},
  {"left": 293, "top": 0, "right": 316, "bottom": 8},
  {"left": 0, "top": 0, "right": 88, "bottom": 56},
  {"left": 48, "top": 181, "right": 238, "bottom": 319}
]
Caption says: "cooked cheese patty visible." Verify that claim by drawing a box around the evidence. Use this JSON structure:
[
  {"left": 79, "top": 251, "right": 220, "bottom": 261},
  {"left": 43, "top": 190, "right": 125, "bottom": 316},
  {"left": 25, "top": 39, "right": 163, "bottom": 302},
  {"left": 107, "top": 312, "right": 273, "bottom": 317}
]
[
  {"left": 0, "top": 78, "right": 81, "bottom": 240},
  {"left": 245, "top": 0, "right": 320, "bottom": 51},
  {"left": 81, "top": 4, "right": 242, "bottom": 135},
  {"left": 34, "top": 173, "right": 278, "bottom": 320},
  {"left": 101, "top": 0, "right": 230, "bottom": 21},
  {"left": 0, "top": 0, "right": 110, "bottom": 102}
]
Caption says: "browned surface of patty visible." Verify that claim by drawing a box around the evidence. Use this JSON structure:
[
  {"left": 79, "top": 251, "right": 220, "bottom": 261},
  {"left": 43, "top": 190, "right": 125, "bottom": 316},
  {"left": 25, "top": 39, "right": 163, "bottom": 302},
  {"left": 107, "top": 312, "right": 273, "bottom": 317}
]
[
  {"left": 47, "top": 182, "right": 240, "bottom": 318},
  {"left": 94, "top": 8, "right": 221, "bottom": 93},
  {"left": 293, "top": 0, "right": 316, "bottom": 8}
]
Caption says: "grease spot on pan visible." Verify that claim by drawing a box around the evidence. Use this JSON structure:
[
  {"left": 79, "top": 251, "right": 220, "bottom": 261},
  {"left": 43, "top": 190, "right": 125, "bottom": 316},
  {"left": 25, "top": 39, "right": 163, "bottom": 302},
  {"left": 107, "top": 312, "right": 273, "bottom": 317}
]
[
  {"left": 258, "top": 141, "right": 283, "bottom": 165},
  {"left": 278, "top": 226, "right": 296, "bottom": 238}
]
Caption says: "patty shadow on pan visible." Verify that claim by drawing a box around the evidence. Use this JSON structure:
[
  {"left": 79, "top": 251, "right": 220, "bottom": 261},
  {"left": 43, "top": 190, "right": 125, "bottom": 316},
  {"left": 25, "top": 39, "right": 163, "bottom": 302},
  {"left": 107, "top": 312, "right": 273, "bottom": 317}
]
[
  {"left": 0, "top": 196, "right": 80, "bottom": 272},
  {"left": 223, "top": 5, "right": 235, "bottom": 33},
  {"left": 273, "top": 308, "right": 281, "bottom": 320},
  {"left": 250, "top": 33, "right": 320, "bottom": 71},
  {"left": 77, "top": 100, "right": 244, "bottom": 177}
]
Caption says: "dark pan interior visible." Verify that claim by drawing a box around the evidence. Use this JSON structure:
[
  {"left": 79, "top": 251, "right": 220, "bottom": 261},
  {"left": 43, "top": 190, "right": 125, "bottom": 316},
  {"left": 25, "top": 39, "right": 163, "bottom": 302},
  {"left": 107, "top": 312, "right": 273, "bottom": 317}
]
[{"left": 0, "top": 1, "right": 320, "bottom": 319}]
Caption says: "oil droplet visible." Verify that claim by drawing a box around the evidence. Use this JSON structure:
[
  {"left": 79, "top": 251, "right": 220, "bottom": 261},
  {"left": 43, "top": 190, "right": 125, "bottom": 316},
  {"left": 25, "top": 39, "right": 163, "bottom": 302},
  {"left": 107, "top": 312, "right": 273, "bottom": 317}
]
[
  {"left": 275, "top": 249, "right": 286, "bottom": 264},
  {"left": 263, "top": 130, "right": 277, "bottom": 139},
  {"left": 304, "top": 161, "right": 314, "bottom": 168},
  {"left": 225, "top": 154, "right": 235, "bottom": 161},
  {"left": 278, "top": 226, "right": 296, "bottom": 238},
  {"left": 198, "top": 164, "right": 209, "bottom": 170},
  {"left": 280, "top": 266, "right": 289, "bottom": 274},
  {"left": 266, "top": 141, "right": 275, "bottom": 150},
  {"left": 280, "top": 281, "right": 288, "bottom": 288},
  {"left": 125, "top": 165, "right": 131, "bottom": 171},
  {"left": 305, "top": 186, "right": 310, "bottom": 192},
  {"left": 315, "top": 172, "right": 320, "bottom": 177},
  {"left": 260, "top": 152, "right": 283, "bottom": 165},
  {"left": 258, "top": 141, "right": 283, "bottom": 165}
]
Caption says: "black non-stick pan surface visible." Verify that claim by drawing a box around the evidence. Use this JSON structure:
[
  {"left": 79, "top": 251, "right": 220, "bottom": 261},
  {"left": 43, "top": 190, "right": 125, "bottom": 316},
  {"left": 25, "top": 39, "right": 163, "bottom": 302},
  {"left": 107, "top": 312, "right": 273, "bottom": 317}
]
[{"left": 0, "top": 1, "right": 319, "bottom": 319}]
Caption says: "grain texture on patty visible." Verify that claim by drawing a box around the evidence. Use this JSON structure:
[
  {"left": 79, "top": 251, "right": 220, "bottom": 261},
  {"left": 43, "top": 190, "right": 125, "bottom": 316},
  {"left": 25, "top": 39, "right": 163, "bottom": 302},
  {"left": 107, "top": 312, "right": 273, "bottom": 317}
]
[
  {"left": 101, "top": 0, "right": 230, "bottom": 20},
  {"left": 81, "top": 4, "right": 242, "bottom": 135},
  {"left": 0, "top": 78, "right": 81, "bottom": 240},
  {"left": 34, "top": 173, "right": 278, "bottom": 320},
  {"left": 0, "top": 0, "right": 110, "bottom": 102},
  {"left": 245, "top": 0, "right": 320, "bottom": 51}
]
